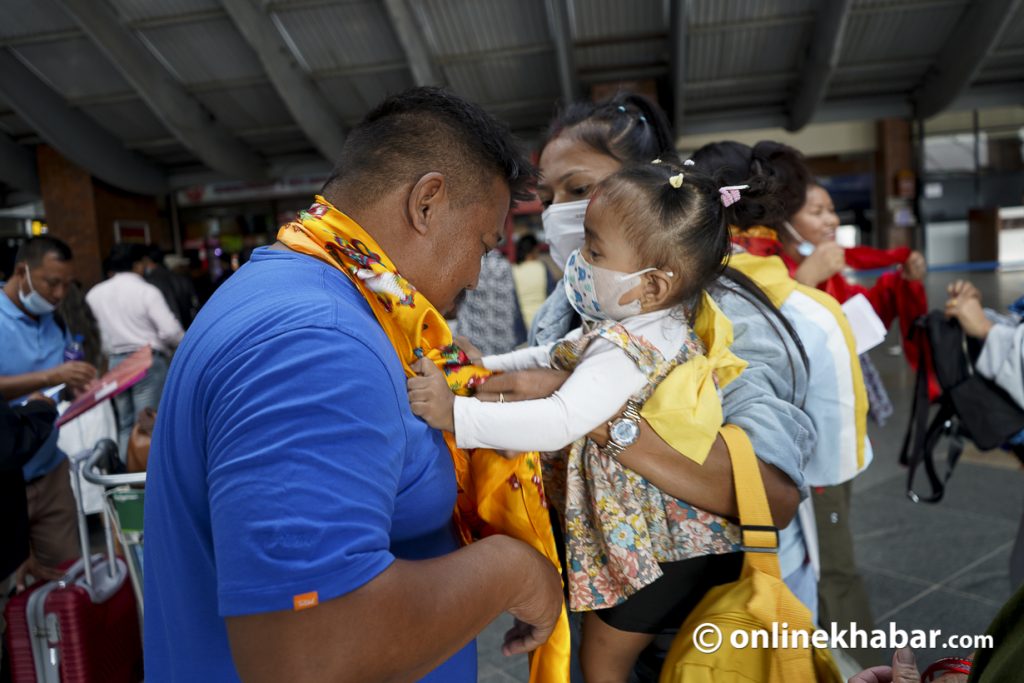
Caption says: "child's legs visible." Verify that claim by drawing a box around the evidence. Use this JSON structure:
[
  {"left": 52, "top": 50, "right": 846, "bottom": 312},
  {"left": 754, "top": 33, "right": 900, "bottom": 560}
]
[{"left": 580, "top": 611, "right": 654, "bottom": 683}]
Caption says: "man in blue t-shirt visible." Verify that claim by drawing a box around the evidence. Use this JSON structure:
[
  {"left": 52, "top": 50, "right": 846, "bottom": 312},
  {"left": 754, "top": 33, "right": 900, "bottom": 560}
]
[
  {"left": 1, "top": 236, "right": 97, "bottom": 574},
  {"left": 144, "top": 88, "right": 562, "bottom": 682}
]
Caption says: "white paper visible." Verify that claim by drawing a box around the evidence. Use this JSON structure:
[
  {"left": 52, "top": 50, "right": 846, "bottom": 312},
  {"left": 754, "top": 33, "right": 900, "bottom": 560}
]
[{"left": 841, "top": 293, "right": 888, "bottom": 355}]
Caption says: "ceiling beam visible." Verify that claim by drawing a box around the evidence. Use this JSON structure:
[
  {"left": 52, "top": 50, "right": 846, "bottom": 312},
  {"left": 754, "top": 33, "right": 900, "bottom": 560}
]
[
  {"left": 0, "top": 49, "right": 167, "bottom": 195},
  {"left": 670, "top": 0, "right": 690, "bottom": 134},
  {"left": 56, "top": 0, "right": 267, "bottom": 180},
  {"left": 913, "top": 0, "right": 1024, "bottom": 119},
  {"left": 0, "top": 130, "right": 39, "bottom": 195},
  {"left": 382, "top": 0, "right": 444, "bottom": 86},
  {"left": 786, "top": 0, "right": 853, "bottom": 131},
  {"left": 544, "top": 0, "right": 579, "bottom": 103},
  {"left": 221, "top": 0, "right": 346, "bottom": 163}
]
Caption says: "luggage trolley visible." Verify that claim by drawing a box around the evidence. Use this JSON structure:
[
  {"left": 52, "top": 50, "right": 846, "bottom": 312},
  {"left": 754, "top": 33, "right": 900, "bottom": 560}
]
[
  {"left": 78, "top": 439, "right": 147, "bottom": 630},
  {"left": 4, "top": 440, "right": 144, "bottom": 682}
]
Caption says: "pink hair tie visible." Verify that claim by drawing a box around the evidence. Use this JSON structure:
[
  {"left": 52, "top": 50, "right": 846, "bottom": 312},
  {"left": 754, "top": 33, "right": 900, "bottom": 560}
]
[{"left": 719, "top": 184, "right": 749, "bottom": 207}]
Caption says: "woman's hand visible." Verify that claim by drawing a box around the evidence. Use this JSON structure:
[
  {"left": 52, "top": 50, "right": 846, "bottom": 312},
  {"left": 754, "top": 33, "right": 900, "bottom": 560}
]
[
  {"left": 407, "top": 358, "right": 455, "bottom": 432},
  {"left": 901, "top": 250, "right": 927, "bottom": 281},
  {"left": 475, "top": 369, "right": 570, "bottom": 403},
  {"left": 849, "top": 648, "right": 969, "bottom": 683},
  {"left": 945, "top": 280, "right": 992, "bottom": 339},
  {"left": 15, "top": 554, "right": 63, "bottom": 592},
  {"left": 947, "top": 279, "right": 982, "bottom": 303},
  {"left": 946, "top": 296, "right": 992, "bottom": 340},
  {"left": 793, "top": 241, "right": 845, "bottom": 287}
]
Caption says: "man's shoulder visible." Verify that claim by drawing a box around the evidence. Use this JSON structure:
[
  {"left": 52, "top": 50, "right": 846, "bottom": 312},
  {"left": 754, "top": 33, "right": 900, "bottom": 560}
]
[{"left": 190, "top": 252, "right": 396, "bottom": 374}]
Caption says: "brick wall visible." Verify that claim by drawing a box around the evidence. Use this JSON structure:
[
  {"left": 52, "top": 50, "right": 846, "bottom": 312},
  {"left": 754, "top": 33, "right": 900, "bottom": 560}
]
[{"left": 35, "top": 146, "right": 166, "bottom": 288}]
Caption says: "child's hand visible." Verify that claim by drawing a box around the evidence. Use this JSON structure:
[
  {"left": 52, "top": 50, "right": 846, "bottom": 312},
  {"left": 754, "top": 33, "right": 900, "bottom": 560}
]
[
  {"left": 455, "top": 335, "right": 484, "bottom": 366},
  {"left": 408, "top": 357, "right": 456, "bottom": 432}
]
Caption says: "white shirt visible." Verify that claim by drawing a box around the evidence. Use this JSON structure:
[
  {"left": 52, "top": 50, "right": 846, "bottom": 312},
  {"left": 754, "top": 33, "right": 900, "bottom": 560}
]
[
  {"left": 453, "top": 309, "right": 688, "bottom": 452},
  {"left": 86, "top": 272, "right": 184, "bottom": 355}
]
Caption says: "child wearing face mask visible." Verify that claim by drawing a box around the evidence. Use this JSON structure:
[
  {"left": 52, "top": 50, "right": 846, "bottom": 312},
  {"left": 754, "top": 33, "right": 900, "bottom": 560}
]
[{"left": 408, "top": 163, "right": 777, "bottom": 681}]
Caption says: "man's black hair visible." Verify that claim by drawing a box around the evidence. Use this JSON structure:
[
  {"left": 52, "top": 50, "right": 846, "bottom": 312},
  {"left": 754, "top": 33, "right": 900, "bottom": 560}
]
[
  {"left": 15, "top": 236, "right": 73, "bottom": 267},
  {"left": 146, "top": 245, "right": 165, "bottom": 266},
  {"left": 321, "top": 87, "right": 536, "bottom": 207},
  {"left": 107, "top": 243, "right": 148, "bottom": 273}
]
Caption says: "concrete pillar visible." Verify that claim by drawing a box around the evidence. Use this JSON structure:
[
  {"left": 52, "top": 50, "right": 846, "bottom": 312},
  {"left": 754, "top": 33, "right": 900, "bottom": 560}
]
[
  {"left": 873, "top": 118, "right": 917, "bottom": 249},
  {"left": 36, "top": 145, "right": 166, "bottom": 288}
]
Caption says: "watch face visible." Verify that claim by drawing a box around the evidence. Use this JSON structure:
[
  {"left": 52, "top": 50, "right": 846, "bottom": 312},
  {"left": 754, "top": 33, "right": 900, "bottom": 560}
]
[{"left": 610, "top": 418, "right": 640, "bottom": 446}]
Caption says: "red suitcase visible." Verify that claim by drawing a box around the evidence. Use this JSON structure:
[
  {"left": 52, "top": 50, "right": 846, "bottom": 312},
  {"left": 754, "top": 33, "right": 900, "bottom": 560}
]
[{"left": 3, "top": 442, "right": 143, "bottom": 682}]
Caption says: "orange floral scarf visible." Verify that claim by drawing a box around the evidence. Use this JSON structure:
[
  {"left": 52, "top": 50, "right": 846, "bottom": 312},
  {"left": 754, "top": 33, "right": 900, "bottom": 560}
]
[{"left": 277, "top": 196, "right": 569, "bottom": 683}]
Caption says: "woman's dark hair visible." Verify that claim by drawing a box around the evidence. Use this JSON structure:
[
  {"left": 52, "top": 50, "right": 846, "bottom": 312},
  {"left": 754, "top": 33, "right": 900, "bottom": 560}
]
[
  {"left": 689, "top": 140, "right": 811, "bottom": 229},
  {"left": 107, "top": 243, "right": 147, "bottom": 273},
  {"left": 546, "top": 93, "right": 679, "bottom": 166},
  {"left": 516, "top": 234, "right": 539, "bottom": 264},
  {"left": 55, "top": 281, "right": 105, "bottom": 373}
]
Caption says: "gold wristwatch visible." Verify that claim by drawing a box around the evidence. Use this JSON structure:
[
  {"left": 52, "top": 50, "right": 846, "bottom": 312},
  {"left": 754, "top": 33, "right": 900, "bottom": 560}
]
[{"left": 602, "top": 400, "right": 642, "bottom": 459}]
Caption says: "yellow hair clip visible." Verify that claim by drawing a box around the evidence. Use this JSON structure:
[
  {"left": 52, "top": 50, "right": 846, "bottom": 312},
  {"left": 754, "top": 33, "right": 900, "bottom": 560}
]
[{"left": 669, "top": 173, "right": 684, "bottom": 189}]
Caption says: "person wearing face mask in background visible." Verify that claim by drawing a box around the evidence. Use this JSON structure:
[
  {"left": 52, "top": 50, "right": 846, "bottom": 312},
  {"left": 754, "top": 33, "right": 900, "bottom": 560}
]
[
  {"left": 788, "top": 182, "right": 933, "bottom": 405},
  {"left": 0, "top": 236, "right": 97, "bottom": 578},
  {"left": 765, "top": 145, "right": 934, "bottom": 416}
]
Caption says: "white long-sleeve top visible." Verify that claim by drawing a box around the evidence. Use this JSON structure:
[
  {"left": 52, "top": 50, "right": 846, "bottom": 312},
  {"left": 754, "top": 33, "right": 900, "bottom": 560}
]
[
  {"left": 454, "top": 309, "right": 690, "bottom": 452},
  {"left": 86, "top": 272, "right": 185, "bottom": 355}
]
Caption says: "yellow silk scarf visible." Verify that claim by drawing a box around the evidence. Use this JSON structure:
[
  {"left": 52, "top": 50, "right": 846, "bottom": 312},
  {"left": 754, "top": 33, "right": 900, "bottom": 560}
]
[
  {"left": 640, "top": 292, "right": 747, "bottom": 465},
  {"left": 728, "top": 251, "right": 869, "bottom": 471},
  {"left": 277, "top": 196, "right": 569, "bottom": 683}
]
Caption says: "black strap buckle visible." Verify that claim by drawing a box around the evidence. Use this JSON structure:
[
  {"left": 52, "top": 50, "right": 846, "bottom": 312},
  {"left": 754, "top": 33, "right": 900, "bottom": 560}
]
[{"left": 740, "top": 524, "right": 779, "bottom": 553}]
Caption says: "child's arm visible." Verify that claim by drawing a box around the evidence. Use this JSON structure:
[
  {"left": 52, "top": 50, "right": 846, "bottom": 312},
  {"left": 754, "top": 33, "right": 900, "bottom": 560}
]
[
  {"left": 454, "top": 340, "right": 648, "bottom": 452},
  {"left": 481, "top": 344, "right": 555, "bottom": 373}
]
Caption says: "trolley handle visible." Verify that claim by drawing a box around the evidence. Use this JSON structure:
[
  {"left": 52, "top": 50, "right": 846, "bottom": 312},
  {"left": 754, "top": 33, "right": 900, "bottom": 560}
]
[{"left": 81, "top": 439, "right": 147, "bottom": 487}]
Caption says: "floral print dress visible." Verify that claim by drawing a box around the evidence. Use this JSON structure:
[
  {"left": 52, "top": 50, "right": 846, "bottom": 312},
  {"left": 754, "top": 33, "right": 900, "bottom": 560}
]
[{"left": 544, "top": 319, "right": 742, "bottom": 612}]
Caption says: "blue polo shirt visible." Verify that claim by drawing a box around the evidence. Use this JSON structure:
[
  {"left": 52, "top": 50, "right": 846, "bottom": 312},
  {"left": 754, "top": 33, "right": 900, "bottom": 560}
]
[
  {"left": 0, "top": 285, "right": 68, "bottom": 480},
  {"left": 143, "top": 247, "right": 475, "bottom": 682}
]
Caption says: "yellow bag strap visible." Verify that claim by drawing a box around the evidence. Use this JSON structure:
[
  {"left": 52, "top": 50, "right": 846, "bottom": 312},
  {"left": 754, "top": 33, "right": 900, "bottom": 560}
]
[{"left": 720, "top": 425, "right": 782, "bottom": 578}]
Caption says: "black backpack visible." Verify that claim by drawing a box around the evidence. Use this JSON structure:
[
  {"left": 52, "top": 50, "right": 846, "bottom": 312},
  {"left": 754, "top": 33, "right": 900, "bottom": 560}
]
[{"left": 900, "top": 310, "right": 1024, "bottom": 503}]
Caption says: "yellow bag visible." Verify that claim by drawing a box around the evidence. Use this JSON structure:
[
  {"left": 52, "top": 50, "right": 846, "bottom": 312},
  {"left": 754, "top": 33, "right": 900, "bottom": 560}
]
[{"left": 659, "top": 425, "right": 843, "bottom": 683}]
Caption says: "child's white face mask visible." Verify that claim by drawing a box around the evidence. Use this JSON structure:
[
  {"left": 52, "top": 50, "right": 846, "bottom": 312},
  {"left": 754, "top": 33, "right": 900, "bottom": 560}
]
[
  {"left": 783, "top": 221, "right": 815, "bottom": 257},
  {"left": 542, "top": 199, "right": 589, "bottom": 270},
  {"left": 563, "top": 249, "right": 666, "bottom": 321}
]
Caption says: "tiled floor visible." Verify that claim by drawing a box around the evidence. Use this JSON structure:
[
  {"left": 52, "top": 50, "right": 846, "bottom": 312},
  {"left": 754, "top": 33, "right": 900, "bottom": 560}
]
[{"left": 477, "top": 268, "right": 1024, "bottom": 680}]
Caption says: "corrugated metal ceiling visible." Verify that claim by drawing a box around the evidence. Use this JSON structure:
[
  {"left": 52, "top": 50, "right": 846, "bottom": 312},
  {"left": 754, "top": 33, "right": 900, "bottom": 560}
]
[{"left": 0, "top": 0, "right": 1020, "bottom": 193}]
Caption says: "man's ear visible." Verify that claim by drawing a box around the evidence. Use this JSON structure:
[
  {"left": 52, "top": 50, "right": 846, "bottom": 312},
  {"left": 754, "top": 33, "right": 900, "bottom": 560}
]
[
  {"left": 641, "top": 270, "right": 675, "bottom": 308},
  {"left": 407, "top": 172, "right": 447, "bottom": 237}
]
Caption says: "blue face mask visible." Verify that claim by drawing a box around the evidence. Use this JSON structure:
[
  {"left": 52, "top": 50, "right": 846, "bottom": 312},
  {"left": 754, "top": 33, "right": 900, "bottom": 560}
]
[
  {"left": 19, "top": 268, "right": 56, "bottom": 316},
  {"left": 562, "top": 249, "right": 666, "bottom": 322}
]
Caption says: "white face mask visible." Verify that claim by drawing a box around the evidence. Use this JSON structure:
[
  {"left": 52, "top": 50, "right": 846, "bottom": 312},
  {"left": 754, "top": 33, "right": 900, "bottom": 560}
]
[
  {"left": 19, "top": 268, "right": 56, "bottom": 316},
  {"left": 563, "top": 248, "right": 665, "bottom": 321},
  {"left": 542, "top": 199, "right": 588, "bottom": 270},
  {"left": 783, "top": 221, "right": 815, "bottom": 257}
]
